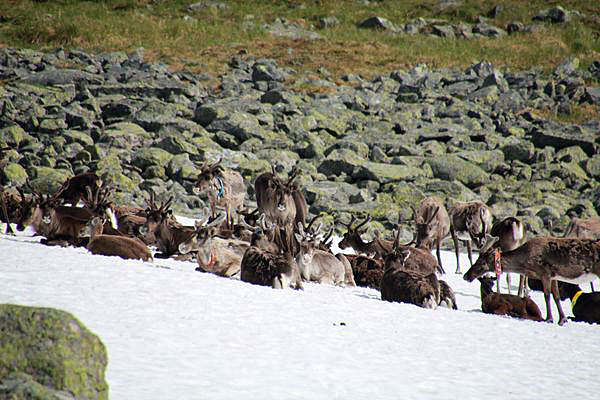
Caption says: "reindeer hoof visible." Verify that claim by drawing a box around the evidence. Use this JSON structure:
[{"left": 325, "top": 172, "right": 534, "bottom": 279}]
[{"left": 558, "top": 318, "right": 568, "bottom": 326}]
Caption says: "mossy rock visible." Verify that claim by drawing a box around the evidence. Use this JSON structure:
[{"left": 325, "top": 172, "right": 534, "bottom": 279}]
[
  {"left": 317, "top": 148, "right": 364, "bottom": 177},
  {"left": 356, "top": 161, "right": 432, "bottom": 183},
  {"left": 583, "top": 155, "right": 600, "bottom": 179},
  {"left": 132, "top": 147, "right": 174, "bottom": 170},
  {"left": 28, "top": 167, "right": 73, "bottom": 194},
  {"left": 0, "top": 304, "right": 108, "bottom": 400},
  {"left": 63, "top": 130, "right": 94, "bottom": 147},
  {"left": 99, "top": 122, "right": 152, "bottom": 149},
  {"left": 501, "top": 137, "right": 535, "bottom": 163},
  {"left": 0, "top": 372, "right": 75, "bottom": 400},
  {"left": 1, "top": 163, "right": 28, "bottom": 186},
  {"left": 237, "top": 158, "right": 271, "bottom": 179},
  {"left": 425, "top": 155, "right": 489, "bottom": 188},
  {"left": 325, "top": 140, "right": 369, "bottom": 159},
  {"left": 157, "top": 135, "right": 199, "bottom": 156},
  {"left": 0, "top": 125, "right": 27, "bottom": 147},
  {"left": 455, "top": 150, "right": 505, "bottom": 173}
]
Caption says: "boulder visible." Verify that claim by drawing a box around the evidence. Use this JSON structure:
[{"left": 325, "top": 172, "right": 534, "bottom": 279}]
[
  {"left": 425, "top": 155, "right": 489, "bottom": 188},
  {"left": 0, "top": 304, "right": 108, "bottom": 400}
]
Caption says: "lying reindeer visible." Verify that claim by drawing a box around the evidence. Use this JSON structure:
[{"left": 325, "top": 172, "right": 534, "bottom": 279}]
[
  {"left": 294, "top": 225, "right": 356, "bottom": 287},
  {"left": 82, "top": 216, "right": 153, "bottom": 261},
  {"left": 1, "top": 185, "right": 28, "bottom": 235},
  {"left": 338, "top": 215, "right": 393, "bottom": 258},
  {"left": 478, "top": 276, "right": 542, "bottom": 322},
  {"left": 53, "top": 172, "right": 103, "bottom": 206}
]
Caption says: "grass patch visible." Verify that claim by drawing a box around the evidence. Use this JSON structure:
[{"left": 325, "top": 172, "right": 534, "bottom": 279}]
[{"left": 0, "top": 0, "right": 598, "bottom": 80}]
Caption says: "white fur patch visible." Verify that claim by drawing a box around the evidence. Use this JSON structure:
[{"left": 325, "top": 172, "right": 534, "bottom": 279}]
[
  {"left": 106, "top": 207, "right": 118, "bottom": 230},
  {"left": 556, "top": 273, "right": 597, "bottom": 285},
  {"left": 456, "top": 230, "right": 471, "bottom": 241}
]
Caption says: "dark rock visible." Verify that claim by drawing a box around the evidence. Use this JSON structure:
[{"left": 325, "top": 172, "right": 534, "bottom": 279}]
[{"left": 359, "top": 16, "right": 398, "bottom": 32}]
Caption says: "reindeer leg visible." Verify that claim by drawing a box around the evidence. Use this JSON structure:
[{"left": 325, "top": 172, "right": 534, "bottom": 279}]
[
  {"left": 506, "top": 273, "right": 511, "bottom": 295},
  {"left": 551, "top": 280, "right": 568, "bottom": 326},
  {"left": 1, "top": 195, "right": 15, "bottom": 235},
  {"left": 466, "top": 240, "right": 473, "bottom": 267},
  {"left": 450, "top": 226, "right": 461, "bottom": 274},
  {"left": 436, "top": 241, "right": 445, "bottom": 274},
  {"left": 541, "top": 277, "right": 554, "bottom": 323}
]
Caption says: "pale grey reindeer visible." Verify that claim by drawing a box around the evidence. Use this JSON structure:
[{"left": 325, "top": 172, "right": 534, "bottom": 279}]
[
  {"left": 412, "top": 196, "right": 450, "bottom": 274},
  {"left": 193, "top": 158, "right": 246, "bottom": 229},
  {"left": 448, "top": 200, "right": 492, "bottom": 274},
  {"left": 294, "top": 223, "right": 356, "bottom": 287},
  {"left": 464, "top": 237, "right": 600, "bottom": 325}
]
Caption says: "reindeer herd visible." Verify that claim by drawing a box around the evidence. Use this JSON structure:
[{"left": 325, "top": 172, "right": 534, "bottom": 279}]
[{"left": 1, "top": 160, "right": 600, "bottom": 326}]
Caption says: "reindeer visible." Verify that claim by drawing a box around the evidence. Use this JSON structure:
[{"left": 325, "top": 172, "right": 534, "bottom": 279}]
[
  {"left": 487, "top": 217, "right": 527, "bottom": 295},
  {"left": 448, "top": 200, "right": 492, "bottom": 274},
  {"left": 338, "top": 215, "right": 393, "bottom": 258},
  {"left": 563, "top": 216, "right": 600, "bottom": 291},
  {"left": 81, "top": 216, "right": 153, "bottom": 261},
  {"left": 53, "top": 172, "right": 103, "bottom": 206},
  {"left": 18, "top": 185, "right": 115, "bottom": 246},
  {"left": 193, "top": 158, "right": 245, "bottom": 229},
  {"left": 381, "top": 248, "right": 440, "bottom": 309},
  {"left": 254, "top": 167, "right": 306, "bottom": 252},
  {"left": 412, "top": 196, "right": 450, "bottom": 274},
  {"left": 477, "top": 276, "right": 543, "bottom": 321},
  {"left": 556, "top": 283, "right": 600, "bottom": 325},
  {"left": 1, "top": 185, "right": 28, "bottom": 235},
  {"left": 294, "top": 224, "right": 356, "bottom": 287},
  {"left": 342, "top": 254, "right": 384, "bottom": 290},
  {"left": 464, "top": 237, "right": 600, "bottom": 325},
  {"left": 140, "top": 194, "right": 197, "bottom": 258}
]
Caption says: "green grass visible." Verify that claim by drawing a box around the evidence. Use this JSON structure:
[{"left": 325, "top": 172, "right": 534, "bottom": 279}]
[{"left": 0, "top": 0, "right": 598, "bottom": 80}]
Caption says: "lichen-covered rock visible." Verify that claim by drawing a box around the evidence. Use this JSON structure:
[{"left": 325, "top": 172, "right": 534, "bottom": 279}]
[
  {"left": 0, "top": 124, "right": 27, "bottom": 146},
  {"left": 1, "top": 162, "right": 28, "bottom": 186},
  {"left": 426, "top": 155, "right": 489, "bottom": 188},
  {"left": 99, "top": 122, "right": 152, "bottom": 149},
  {"left": 0, "top": 372, "right": 75, "bottom": 400},
  {"left": 132, "top": 147, "right": 174, "bottom": 170},
  {"left": 28, "top": 167, "right": 73, "bottom": 193},
  {"left": 0, "top": 304, "right": 108, "bottom": 400}
]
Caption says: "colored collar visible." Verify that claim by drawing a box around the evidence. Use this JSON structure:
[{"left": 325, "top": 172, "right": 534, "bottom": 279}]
[
  {"left": 493, "top": 248, "right": 502, "bottom": 275},
  {"left": 572, "top": 290, "right": 584, "bottom": 311},
  {"left": 215, "top": 177, "right": 225, "bottom": 199}
]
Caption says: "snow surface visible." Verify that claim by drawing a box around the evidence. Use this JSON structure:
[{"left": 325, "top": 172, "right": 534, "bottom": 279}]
[{"left": 1, "top": 220, "right": 599, "bottom": 400}]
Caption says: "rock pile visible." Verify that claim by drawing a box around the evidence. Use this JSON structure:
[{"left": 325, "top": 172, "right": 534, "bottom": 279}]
[{"left": 0, "top": 47, "right": 598, "bottom": 241}]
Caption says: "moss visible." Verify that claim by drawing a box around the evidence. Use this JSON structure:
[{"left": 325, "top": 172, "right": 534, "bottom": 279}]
[{"left": 0, "top": 304, "right": 108, "bottom": 400}]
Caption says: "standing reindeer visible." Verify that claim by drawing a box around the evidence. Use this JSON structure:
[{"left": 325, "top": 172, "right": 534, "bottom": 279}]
[
  {"left": 563, "top": 216, "right": 600, "bottom": 291},
  {"left": 193, "top": 158, "right": 246, "bottom": 229},
  {"left": 412, "top": 196, "right": 450, "bottom": 274},
  {"left": 448, "top": 200, "right": 492, "bottom": 274},
  {"left": 464, "top": 237, "right": 600, "bottom": 325},
  {"left": 488, "top": 217, "right": 527, "bottom": 295}
]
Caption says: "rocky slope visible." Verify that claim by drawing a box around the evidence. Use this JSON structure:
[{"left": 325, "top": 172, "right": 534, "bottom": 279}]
[{"left": 1, "top": 47, "right": 599, "bottom": 243}]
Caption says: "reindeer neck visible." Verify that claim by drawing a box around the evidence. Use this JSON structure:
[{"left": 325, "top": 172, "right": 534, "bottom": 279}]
[{"left": 480, "top": 282, "right": 493, "bottom": 299}]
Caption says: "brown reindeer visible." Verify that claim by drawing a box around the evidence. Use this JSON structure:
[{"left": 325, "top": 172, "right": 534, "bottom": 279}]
[
  {"left": 82, "top": 216, "right": 153, "bottom": 261},
  {"left": 381, "top": 248, "right": 440, "bottom": 309},
  {"left": 141, "top": 195, "right": 196, "bottom": 258},
  {"left": 563, "top": 217, "right": 600, "bottom": 240},
  {"left": 240, "top": 226, "right": 303, "bottom": 290},
  {"left": 487, "top": 217, "right": 527, "bottom": 295},
  {"left": 448, "top": 200, "right": 492, "bottom": 274},
  {"left": 464, "top": 237, "right": 600, "bottom": 325},
  {"left": 412, "top": 196, "right": 450, "bottom": 274},
  {"left": 19, "top": 185, "right": 115, "bottom": 246},
  {"left": 342, "top": 254, "right": 384, "bottom": 290},
  {"left": 254, "top": 167, "right": 306, "bottom": 252},
  {"left": 557, "top": 283, "right": 600, "bottom": 324},
  {"left": 53, "top": 172, "right": 103, "bottom": 206},
  {"left": 193, "top": 158, "right": 245, "bottom": 228},
  {"left": 338, "top": 215, "right": 393, "bottom": 258},
  {"left": 478, "top": 276, "right": 542, "bottom": 321},
  {"left": 1, "top": 185, "right": 29, "bottom": 235},
  {"left": 563, "top": 217, "right": 600, "bottom": 291}
]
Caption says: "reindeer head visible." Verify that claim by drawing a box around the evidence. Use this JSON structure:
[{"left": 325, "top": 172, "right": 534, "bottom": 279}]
[
  {"left": 463, "top": 235, "right": 500, "bottom": 282},
  {"left": 140, "top": 193, "right": 173, "bottom": 235},
  {"left": 467, "top": 207, "right": 490, "bottom": 248},
  {"left": 339, "top": 215, "right": 371, "bottom": 250},
  {"left": 193, "top": 159, "right": 224, "bottom": 195},
  {"left": 414, "top": 205, "right": 440, "bottom": 249}
]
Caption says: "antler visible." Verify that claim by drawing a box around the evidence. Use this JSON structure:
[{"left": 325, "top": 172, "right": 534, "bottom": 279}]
[{"left": 354, "top": 215, "right": 371, "bottom": 233}]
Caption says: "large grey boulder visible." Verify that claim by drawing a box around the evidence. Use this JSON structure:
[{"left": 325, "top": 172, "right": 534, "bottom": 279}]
[{"left": 0, "top": 304, "right": 108, "bottom": 400}]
